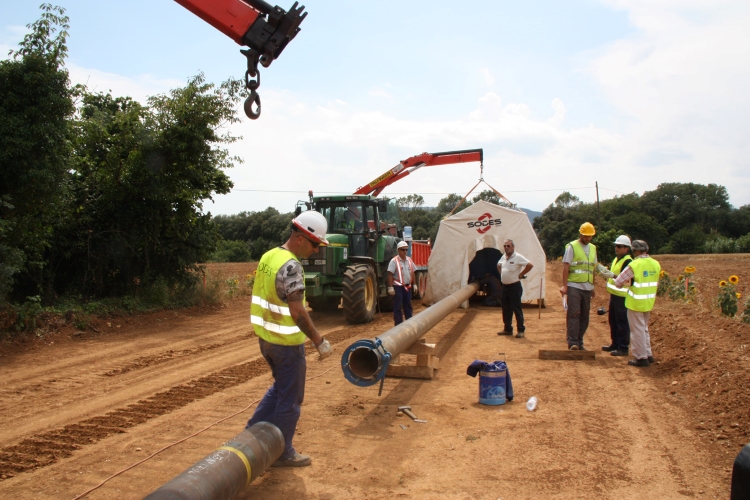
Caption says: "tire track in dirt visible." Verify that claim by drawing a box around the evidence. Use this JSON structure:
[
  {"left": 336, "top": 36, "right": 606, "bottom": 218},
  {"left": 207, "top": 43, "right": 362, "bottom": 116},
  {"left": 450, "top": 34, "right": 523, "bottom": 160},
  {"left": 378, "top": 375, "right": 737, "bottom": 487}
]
[
  {"left": 102, "top": 335, "right": 248, "bottom": 376},
  {"left": 0, "top": 320, "right": 384, "bottom": 481}
]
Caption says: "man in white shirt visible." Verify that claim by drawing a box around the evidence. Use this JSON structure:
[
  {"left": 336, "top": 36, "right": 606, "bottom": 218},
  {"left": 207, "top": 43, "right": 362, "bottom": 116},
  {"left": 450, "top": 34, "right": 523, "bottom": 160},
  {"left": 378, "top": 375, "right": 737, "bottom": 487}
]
[
  {"left": 497, "top": 239, "right": 533, "bottom": 338},
  {"left": 387, "top": 241, "right": 416, "bottom": 325}
]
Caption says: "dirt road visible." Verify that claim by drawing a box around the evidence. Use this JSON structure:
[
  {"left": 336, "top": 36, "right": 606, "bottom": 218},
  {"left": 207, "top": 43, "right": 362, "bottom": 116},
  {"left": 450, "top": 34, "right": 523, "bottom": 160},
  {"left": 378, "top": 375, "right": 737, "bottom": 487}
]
[{"left": 0, "top": 259, "right": 745, "bottom": 499}]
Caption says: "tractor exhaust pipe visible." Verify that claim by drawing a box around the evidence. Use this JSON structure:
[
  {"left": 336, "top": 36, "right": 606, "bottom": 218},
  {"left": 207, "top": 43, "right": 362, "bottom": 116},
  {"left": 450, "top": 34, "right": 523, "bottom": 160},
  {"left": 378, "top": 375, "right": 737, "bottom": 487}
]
[
  {"left": 143, "top": 422, "right": 284, "bottom": 500},
  {"left": 341, "top": 282, "right": 479, "bottom": 386}
]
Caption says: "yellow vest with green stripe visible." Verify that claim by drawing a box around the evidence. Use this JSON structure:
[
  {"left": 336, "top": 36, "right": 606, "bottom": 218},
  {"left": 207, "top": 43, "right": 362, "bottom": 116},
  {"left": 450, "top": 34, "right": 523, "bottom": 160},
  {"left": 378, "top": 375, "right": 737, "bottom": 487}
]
[
  {"left": 250, "top": 247, "right": 307, "bottom": 345},
  {"left": 625, "top": 257, "right": 661, "bottom": 312},
  {"left": 567, "top": 240, "right": 597, "bottom": 284},
  {"left": 606, "top": 255, "right": 633, "bottom": 297}
]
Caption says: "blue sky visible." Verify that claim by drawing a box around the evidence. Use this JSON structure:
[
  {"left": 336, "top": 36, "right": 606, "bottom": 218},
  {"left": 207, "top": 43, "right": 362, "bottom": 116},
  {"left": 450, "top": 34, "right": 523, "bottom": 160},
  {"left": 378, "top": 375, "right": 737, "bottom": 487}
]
[{"left": 3, "top": 1, "right": 749, "bottom": 215}]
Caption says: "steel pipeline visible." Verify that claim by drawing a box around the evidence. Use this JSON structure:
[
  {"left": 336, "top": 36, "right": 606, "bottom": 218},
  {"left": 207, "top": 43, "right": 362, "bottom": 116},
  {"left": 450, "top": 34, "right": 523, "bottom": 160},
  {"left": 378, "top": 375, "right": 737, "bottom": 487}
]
[
  {"left": 341, "top": 282, "right": 479, "bottom": 386},
  {"left": 143, "top": 422, "right": 284, "bottom": 500}
]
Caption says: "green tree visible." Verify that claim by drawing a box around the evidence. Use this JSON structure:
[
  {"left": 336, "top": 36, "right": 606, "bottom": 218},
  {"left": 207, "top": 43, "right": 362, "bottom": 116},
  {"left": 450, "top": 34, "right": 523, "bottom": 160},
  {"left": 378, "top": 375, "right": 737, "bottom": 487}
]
[
  {"left": 472, "top": 189, "right": 501, "bottom": 205},
  {"left": 0, "top": 4, "right": 75, "bottom": 301},
  {"left": 435, "top": 193, "right": 470, "bottom": 215},
  {"left": 52, "top": 75, "right": 243, "bottom": 297},
  {"left": 396, "top": 194, "right": 425, "bottom": 227}
]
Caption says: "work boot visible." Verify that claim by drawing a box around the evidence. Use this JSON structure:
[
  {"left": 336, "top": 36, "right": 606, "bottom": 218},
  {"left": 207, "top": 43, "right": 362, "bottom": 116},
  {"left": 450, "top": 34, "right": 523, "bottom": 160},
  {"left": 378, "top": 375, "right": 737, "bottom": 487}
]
[
  {"left": 647, "top": 356, "right": 656, "bottom": 364},
  {"left": 569, "top": 345, "right": 579, "bottom": 350},
  {"left": 601, "top": 345, "right": 617, "bottom": 352},
  {"left": 628, "top": 358, "right": 650, "bottom": 367},
  {"left": 515, "top": 332, "right": 525, "bottom": 338},
  {"left": 610, "top": 350, "right": 628, "bottom": 356},
  {"left": 497, "top": 330, "right": 513, "bottom": 336},
  {"left": 272, "top": 452, "right": 312, "bottom": 467}
]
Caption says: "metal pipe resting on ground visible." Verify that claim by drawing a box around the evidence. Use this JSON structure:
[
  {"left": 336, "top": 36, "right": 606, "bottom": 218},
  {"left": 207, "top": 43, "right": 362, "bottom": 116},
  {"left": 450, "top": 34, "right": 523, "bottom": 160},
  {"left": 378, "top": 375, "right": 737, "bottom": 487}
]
[
  {"left": 341, "top": 282, "right": 480, "bottom": 386},
  {"left": 143, "top": 422, "right": 284, "bottom": 500}
]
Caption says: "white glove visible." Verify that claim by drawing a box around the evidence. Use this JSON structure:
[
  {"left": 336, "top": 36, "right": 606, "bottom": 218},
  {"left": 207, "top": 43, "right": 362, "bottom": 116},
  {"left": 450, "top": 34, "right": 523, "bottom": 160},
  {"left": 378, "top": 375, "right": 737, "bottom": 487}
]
[
  {"left": 387, "top": 286, "right": 395, "bottom": 296},
  {"left": 316, "top": 339, "right": 332, "bottom": 360},
  {"left": 601, "top": 270, "right": 615, "bottom": 279}
]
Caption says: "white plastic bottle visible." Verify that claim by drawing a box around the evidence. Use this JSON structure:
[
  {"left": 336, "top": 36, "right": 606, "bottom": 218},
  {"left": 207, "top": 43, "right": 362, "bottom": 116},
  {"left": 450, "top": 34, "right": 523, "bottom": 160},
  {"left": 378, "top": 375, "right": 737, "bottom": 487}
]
[{"left": 526, "top": 396, "right": 538, "bottom": 411}]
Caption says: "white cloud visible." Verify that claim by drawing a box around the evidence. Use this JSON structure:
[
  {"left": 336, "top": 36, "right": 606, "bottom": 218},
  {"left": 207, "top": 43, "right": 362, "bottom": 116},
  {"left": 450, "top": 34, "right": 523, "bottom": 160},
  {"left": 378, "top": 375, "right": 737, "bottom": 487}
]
[
  {"left": 587, "top": 0, "right": 750, "bottom": 203},
  {"left": 547, "top": 98, "right": 567, "bottom": 127},
  {"left": 479, "top": 67, "right": 495, "bottom": 86},
  {"left": 67, "top": 63, "right": 183, "bottom": 103},
  {"left": 368, "top": 86, "right": 391, "bottom": 99}
]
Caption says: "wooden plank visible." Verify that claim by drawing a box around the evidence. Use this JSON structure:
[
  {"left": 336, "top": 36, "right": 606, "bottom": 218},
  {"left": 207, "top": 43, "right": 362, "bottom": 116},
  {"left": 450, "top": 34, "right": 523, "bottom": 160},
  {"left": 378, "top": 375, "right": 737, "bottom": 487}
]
[
  {"left": 386, "top": 365, "right": 434, "bottom": 380},
  {"left": 415, "top": 354, "right": 440, "bottom": 368},
  {"left": 403, "top": 342, "right": 436, "bottom": 355},
  {"left": 538, "top": 350, "right": 596, "bottom": 360}
]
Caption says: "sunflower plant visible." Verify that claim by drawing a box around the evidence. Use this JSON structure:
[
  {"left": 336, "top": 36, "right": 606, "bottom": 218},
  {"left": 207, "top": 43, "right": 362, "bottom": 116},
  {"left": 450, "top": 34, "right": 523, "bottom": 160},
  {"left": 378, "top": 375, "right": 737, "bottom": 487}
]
[
  {"left": 658, "top": 266, "right": 696, "bottom": 301},
  {"left": 742, "top": 299, "right": 750, "bottom": 324},
  {"left": 225, "top": 274, "right": 241, "bottom": 298},
  {"left": 717, "top": 275, "right": 739, "bottom": 317}
]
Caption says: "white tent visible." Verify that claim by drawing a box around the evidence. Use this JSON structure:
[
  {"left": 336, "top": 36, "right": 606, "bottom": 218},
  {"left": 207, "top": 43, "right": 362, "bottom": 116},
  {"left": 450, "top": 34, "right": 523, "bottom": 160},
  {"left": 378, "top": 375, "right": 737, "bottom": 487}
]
[{"left": 422, "top": 200, "right": 546, "bottom": 307}]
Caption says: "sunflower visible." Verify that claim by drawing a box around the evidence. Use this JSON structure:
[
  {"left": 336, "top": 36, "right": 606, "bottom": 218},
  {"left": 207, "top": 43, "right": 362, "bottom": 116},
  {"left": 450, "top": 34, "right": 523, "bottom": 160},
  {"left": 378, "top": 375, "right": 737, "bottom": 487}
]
[
  {"left": 660, "top": 270, "right": 666, "bottom": 278},
  {"left": 719, "top": 280, "right": 727, "bottom": 287},
  {"left": 678, "top": 275, "right": 684, "bottom": 281},
  {"left": 685, "top": 266, "right": 696, "bottom": 274},
  {"left": 737, "top": 293, "right": 742, "bottom": 299},
  {"left": 729, "top": 275, "right": 739, "bottom": 285}
]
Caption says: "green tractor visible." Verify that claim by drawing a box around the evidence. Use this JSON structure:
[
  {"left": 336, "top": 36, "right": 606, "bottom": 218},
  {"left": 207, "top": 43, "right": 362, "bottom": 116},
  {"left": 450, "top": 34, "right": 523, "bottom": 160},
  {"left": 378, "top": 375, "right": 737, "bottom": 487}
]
[{"left": 295, "top": 194, "right": 406, "bottom": 324}]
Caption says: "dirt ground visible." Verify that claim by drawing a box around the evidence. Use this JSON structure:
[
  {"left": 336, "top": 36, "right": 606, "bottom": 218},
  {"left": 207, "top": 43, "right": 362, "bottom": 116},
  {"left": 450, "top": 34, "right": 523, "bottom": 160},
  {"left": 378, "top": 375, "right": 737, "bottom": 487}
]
[{"left": 0, "top": 257, "right": 748, "bottom": 499}]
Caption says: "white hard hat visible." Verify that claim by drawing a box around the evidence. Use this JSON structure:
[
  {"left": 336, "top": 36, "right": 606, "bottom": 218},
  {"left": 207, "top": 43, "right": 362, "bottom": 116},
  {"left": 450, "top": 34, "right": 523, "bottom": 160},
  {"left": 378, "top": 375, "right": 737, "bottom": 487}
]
[
  {"left": 292, "top": 211, "right": 329, "bottom": 245},
  {"left": 397, "top": 241, "right": 409, "bottom": 249},
  {"left": 613, "top": 235, "right": 631, "bottom": 247}
]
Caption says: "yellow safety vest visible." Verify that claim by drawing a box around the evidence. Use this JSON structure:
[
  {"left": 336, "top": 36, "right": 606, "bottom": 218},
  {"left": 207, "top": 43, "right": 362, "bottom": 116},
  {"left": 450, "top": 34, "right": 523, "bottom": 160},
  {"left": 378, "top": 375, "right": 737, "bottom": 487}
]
[
  {"left": 567, "top": 240, "right": 596, "bottom": 284},
  {"left": 606, "top": 255, "right": 633, "bottom": 297},
  {"left": 250, "top": 248, "right": 307, "bottom": 345},
  {"left": 625, "top": 257, "right": 661, "bottom": 312}
]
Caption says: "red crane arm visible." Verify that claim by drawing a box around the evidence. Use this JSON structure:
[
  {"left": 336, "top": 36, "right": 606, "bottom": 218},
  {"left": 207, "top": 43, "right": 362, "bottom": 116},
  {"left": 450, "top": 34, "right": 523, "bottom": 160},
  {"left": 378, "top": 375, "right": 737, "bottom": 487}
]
[
  {"left": 173, "top": 0, "right": 307, "bottom": 119},
  {"left": 353, "top": 149, "right": 483, "bottom": 197}
]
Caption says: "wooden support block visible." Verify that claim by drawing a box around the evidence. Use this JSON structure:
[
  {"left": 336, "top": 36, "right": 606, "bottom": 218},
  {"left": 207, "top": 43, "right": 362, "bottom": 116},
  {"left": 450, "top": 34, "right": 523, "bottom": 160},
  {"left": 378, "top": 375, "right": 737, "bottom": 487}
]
[
  {"left": 416, "top": 354, "right": 439, "bottom": 368},
  {"left": 538, "top": 350, "right": 596, "bottom": 360},
  {"left": 402, "top": 342, "right": 436, "bottom": 355},
  {"left": 386, "top": 365, "right": 434, "bottom": 380}
]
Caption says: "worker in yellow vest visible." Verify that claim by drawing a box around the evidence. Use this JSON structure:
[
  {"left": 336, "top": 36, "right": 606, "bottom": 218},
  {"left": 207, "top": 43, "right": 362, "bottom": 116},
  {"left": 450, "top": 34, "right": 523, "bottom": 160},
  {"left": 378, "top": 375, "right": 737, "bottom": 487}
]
[
  {"left": 612, "top": 239, "right": 661, "bottom": 367},
  {"left": 559, "top": 222, "right": 612, "bottom": 350},
  {"left": 602, "top": 235, "right": 633, "bottom": 356},
  {"left": 247, "top": 210, "right": 333, "bottom": 467}
]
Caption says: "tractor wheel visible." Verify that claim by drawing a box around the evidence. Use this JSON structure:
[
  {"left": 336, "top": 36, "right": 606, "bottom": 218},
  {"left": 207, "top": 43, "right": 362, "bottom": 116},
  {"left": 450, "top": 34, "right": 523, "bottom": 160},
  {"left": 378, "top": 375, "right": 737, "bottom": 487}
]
[
  {"left": 307, "top": 298, "right": 340, "bottom": 312},
  {"left": 342, "top": 264, "right": 377, "bottom": 324}
]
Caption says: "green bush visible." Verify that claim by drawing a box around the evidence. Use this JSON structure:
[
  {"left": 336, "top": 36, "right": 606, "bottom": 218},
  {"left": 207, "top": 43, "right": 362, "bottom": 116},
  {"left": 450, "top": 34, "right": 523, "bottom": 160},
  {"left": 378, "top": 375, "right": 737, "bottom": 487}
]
[{"left": 209, "top": 240, "right": 252, "bottom": 262}]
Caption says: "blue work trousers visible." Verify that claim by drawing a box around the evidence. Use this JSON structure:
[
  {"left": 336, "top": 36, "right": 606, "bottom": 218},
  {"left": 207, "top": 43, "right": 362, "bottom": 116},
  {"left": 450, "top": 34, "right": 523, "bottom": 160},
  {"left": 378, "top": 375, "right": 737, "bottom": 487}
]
[
  {"left": 246, "top": 338, "right": 306, "bottom": 459},
  {"left": 393, "top": 285, "right": 413, "bottom": 325},
  {"left": 608, "top": 294, "right": 630, "bottom": 352}
]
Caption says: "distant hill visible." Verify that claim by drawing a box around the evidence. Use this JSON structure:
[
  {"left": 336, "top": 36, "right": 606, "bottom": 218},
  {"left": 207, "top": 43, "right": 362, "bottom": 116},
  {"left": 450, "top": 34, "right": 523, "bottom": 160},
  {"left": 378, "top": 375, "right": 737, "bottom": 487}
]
[{"left": 520, "top": 208, "right": 542, "bottom": 225}]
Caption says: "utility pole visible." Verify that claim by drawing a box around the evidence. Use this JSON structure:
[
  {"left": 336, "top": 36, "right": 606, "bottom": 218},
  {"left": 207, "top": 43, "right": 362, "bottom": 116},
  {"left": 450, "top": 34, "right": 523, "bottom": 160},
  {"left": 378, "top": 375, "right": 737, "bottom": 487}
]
[{"left": 595, "top": 181, "right": 601, "bottom": 230}]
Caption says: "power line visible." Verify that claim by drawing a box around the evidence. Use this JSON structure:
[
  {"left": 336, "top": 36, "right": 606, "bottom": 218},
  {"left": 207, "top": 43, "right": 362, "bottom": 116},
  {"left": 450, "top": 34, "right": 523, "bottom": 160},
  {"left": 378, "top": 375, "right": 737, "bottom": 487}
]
[{"left": 231, "top": 186, "right": 597, "bottom": 195}]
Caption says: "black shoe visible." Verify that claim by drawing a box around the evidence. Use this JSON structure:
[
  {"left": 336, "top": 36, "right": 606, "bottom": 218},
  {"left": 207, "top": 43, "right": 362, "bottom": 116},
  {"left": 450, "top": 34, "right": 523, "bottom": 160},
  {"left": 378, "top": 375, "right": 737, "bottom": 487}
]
[
  {"left": 601, "top": 345, "right": 617, "bottom": 352},
  {"left": 628, "top": 358, "right": 650, "bottom": 367},
  {"left": 610, "top": 350, "right": 628, "bottom": 356},
  {"left": 647, "top": 356, "right": 655, "bottom": 363},
  {"left": 497, "top": 330, "right": 513, "bottom": 335},
  {"left": 569, "top": 345, "right": 579, "bottom": 350},
  {"left": 579, "top": 346, "right": 587, "bottom": 351},
  {"left": 515, "top": 332, "right": 525, "bottom": 338}
]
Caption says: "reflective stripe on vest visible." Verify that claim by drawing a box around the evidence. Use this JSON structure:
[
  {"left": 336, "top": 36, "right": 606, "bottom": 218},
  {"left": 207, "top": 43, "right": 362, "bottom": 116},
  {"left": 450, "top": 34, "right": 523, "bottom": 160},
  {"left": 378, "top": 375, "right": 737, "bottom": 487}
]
[
  {"left": 250, "top": 247, "right": 307, "bottom": 345},
  {"left": 624, "top": 257, "right": 661, "bottom": 312},
  {"left": 567, "top": 240, "right": 596, "bottom": 284},
  {"left": 391, "top": 255, "right": 416, "bottom": 288},
  {"left": 606, "top": 255, "right": 633, "bottom": 297}
]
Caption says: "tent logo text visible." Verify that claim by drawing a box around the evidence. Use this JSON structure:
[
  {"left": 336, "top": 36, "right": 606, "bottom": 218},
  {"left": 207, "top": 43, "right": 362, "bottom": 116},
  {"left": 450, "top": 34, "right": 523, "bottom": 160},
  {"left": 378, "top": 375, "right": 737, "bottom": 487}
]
[{"left": 467, "top": 213, "right": 501, "bottom": 234}]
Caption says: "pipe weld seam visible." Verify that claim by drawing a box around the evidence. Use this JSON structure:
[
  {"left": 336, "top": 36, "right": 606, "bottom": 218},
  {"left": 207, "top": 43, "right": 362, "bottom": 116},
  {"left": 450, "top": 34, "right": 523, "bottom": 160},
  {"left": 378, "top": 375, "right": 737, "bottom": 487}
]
[{"left": 217, "top": 446, "right": 253, "bottom": 486}]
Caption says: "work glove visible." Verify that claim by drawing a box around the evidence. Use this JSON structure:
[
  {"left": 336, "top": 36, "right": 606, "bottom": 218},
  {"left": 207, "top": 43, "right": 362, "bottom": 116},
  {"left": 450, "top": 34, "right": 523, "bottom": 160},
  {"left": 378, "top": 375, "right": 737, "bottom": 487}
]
[
  {"left": 316, "top": 339, "right": 332, "bottom": 360},
  {"left": 387, "top": 286, "right": 395, "bottom": 296}
]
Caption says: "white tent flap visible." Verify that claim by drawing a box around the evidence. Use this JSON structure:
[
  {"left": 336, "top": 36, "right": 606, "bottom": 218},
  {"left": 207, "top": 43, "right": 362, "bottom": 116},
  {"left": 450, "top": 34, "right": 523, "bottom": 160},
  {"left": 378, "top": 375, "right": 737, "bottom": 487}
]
[{"left": 423, "top": 201, "right": 547, "bottom": 307}]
